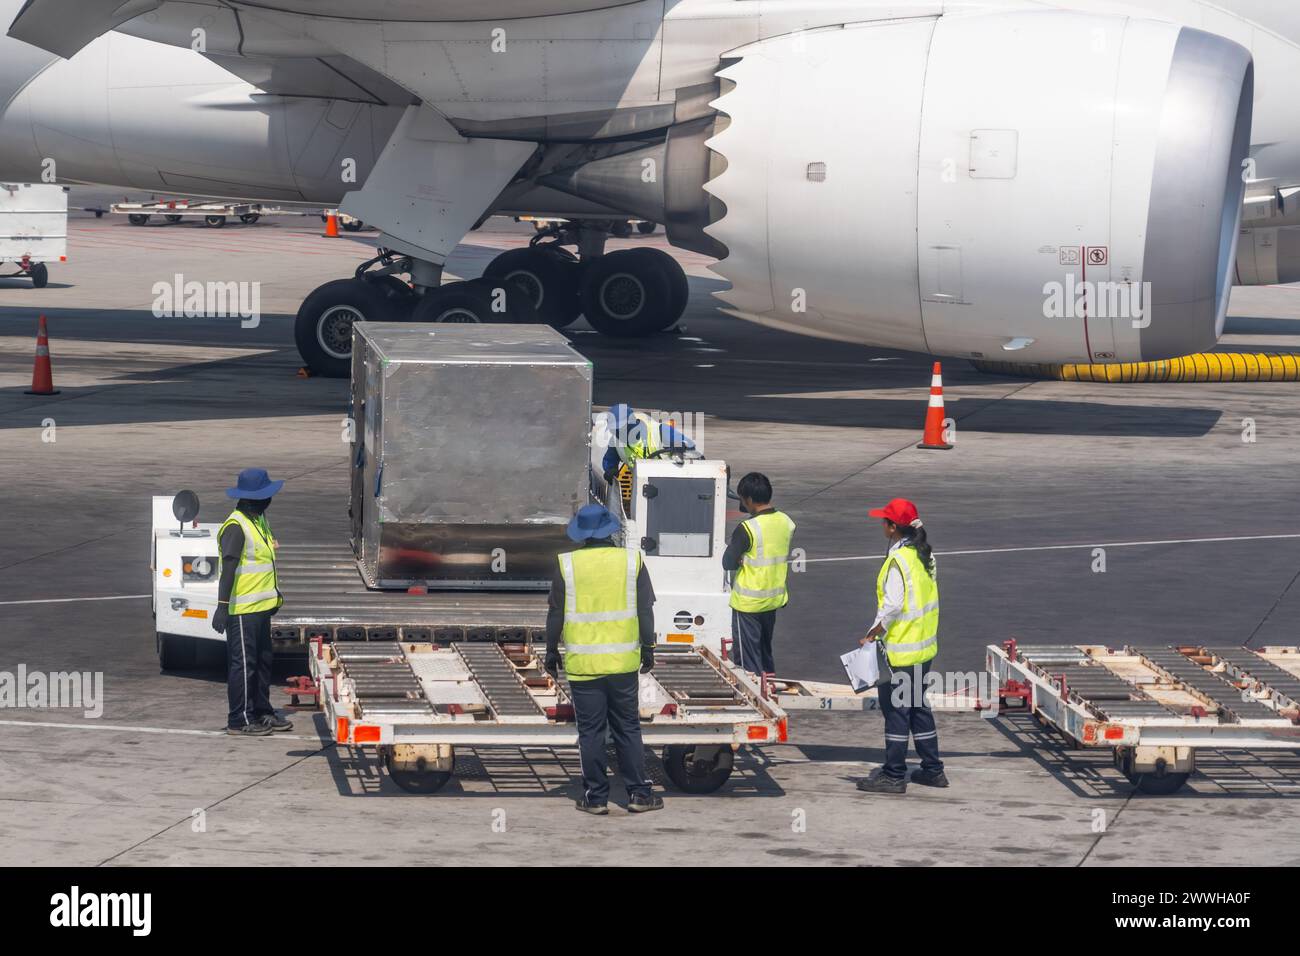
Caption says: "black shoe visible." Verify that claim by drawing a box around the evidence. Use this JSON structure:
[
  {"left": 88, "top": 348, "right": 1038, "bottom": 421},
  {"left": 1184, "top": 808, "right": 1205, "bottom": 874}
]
[
  {"left": 226, "top": 722, "right": 272, "bottom": 737},
  {"left": 857, "top": 770, "right": 906, "bottom": 794},
  {"left": 575, "top": 799, "right": 610, "bottom": 815},
  {"left": 910, "top": 769, "right": 949, "bottom": 788},
  {"left": 627, "top": 793, "right": 664, "bottom": 813},
  {"left": 259, "top": 713, "right": 294, "bottom": 733}
]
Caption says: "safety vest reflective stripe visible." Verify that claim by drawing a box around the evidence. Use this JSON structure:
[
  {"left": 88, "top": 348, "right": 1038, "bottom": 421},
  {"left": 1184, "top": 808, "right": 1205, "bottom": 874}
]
[
  {"left": 232, "top": 589, "right": 281, "bottom": 604},
  {"left": 565, "top": 641, "right": 642, "bottom": 655},
  {"left": 730, "top": 511, "right": 796, "bottom": 613}
]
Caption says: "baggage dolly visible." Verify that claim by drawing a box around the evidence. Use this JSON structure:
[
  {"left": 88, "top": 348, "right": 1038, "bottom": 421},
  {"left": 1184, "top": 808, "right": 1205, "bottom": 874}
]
[{"left": 987, "top": 640, "right": 1300, "bottom": 794}]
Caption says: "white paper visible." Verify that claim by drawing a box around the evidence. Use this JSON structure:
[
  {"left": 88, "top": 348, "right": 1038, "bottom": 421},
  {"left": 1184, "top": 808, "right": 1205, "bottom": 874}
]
[{"left": 840, "top": 644, "right": 880, "bottom": 692}]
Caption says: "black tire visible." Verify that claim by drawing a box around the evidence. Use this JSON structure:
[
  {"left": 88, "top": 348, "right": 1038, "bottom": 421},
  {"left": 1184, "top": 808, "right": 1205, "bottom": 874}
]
[
  {"left": 128, "top": 214, "right": 150, "bottom": 226},
  {"left": 624, "top": 247, "right": 688, "bottom": 330},
  {"left": 662, "top": 745, "right": 735, "bottom": 794},
  {"left": 384, "top": 747, "right": 455, "bottom": 793},
  {"left": 205, "top": 215, "right": 226, "bottom": 228},
  {"left": 164, "top": 214, "right": 183, "bottom": 224},
  {"left": 579, "top": 248, "right": 674, "bottom": 337},
  {"left": 636, "top": 220, "right": 657, "bottom": 235},
  {"left": 342, "top": 219, "right": 364, "bottom": 232},
  {"left": 483, "top": 246, "right": 582, "bottom": 329},
  {"left": 157, "top": 632, "right": 196, "bottom": 671},
  {"left": 364, "top": 274, "right": 417, "bottom": 314},
  {"left": 29, "top": 262, "right": 48, "bottom": 288},
  {"left": 240, "top": 213, "right": 260, "bottom": 224},
  {"left": 294, "top": 277, "right": 400, "bottom": 377},
  {"left": 411, "top": 278, "right": 539, "bottom": 325}
]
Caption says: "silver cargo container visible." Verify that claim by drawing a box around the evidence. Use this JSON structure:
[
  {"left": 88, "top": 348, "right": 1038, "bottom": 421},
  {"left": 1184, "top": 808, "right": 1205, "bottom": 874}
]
[{"left": 349, "top": 323, "right": 593, "bottom": 589}]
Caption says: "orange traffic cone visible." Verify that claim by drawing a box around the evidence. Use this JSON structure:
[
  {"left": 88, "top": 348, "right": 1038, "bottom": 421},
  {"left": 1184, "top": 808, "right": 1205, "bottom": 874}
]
[
  {"left": 25, "top": 314, "right": 60, "bottom": 396},
  {"left": 324, "top": 212, "right": 340, "bottom": 238},
  {"left": 917, "top": 361, "right": 951, "bottom": 450}
]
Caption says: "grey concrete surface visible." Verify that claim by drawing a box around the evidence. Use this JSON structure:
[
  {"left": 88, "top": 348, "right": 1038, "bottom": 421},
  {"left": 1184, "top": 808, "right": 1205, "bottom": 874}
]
[{"left": 1, "top": 206, "right": 1298, "bottom": 866}]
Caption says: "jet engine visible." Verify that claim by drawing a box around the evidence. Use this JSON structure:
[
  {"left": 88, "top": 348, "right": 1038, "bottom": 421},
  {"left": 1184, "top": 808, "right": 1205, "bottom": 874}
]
[{"left": 702, "top": 11, "right": 1254, "bottom": 364}]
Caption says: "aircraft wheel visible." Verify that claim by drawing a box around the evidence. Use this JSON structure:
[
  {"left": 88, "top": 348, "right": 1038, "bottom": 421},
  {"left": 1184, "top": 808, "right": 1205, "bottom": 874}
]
[
  {"left": 29, "top": 263, "right": 48, "bottom": 288},
  {"left": 483, "top": 246, "right": 582, "bottom": 328},
  {"left": 622, "top": 247, "right": 688, "bottom": 330},
  {"left": 205, "top": 215, "right": 226, "bottom": 228},
  {"left": 579, "top": 248, "right": 673, "bottom": 338},
  {"left": 295, "top": 277, "right": 400, "bottom": 377},
  {"left": 128, "top": 214, "right": 150, "bottom": 226},
  {"left": 412, "top": 277, "right": 540, "bottom": 325},
  {"left": 662, "top": 745, "right": 735, "bottom": 794}
]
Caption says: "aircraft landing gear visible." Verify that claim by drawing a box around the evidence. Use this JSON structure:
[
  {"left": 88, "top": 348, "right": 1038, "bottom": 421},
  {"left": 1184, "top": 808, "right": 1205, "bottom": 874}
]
[{"left": 482, "top": 221, "right": 689, "bottom": 338}]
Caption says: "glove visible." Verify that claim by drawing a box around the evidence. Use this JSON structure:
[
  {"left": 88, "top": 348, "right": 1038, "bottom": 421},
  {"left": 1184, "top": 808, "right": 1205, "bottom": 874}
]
[
  {"left": 211, "top": 606, "right": 228, "bottom": 634},
  {"left": 544, "top": 650, "right": 561, "bottom": 677},
  {"left": 640, "top": 645, "right": 655, "bottom": 673}
]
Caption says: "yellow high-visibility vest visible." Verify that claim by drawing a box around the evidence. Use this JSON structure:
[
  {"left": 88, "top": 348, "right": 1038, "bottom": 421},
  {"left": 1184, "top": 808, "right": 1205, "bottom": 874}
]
[
  {"left": 616, "top": 412, "right": 662, "bottom": 465},
  {"left": 876, "top": 545, "right": 938, "bottom": 667},
  {"left": 558, "top": 546, "right": 643, "bottom": 680},
  {"left": 730, "top": 511, "right": 796, "bottom": 613},
  {"left": 218, "top": 510, "right": 282, "bottom": 616}
]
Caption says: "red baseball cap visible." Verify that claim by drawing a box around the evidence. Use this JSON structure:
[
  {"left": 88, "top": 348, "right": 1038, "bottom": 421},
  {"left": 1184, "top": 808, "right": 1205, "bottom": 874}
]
[{"left": 868, "top": 498, "right": 919, "bottom": 525}]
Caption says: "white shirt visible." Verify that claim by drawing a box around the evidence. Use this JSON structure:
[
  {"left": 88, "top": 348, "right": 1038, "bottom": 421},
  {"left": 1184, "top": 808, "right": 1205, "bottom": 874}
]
[{"left": 870, "top": 539, "right": 907, "bottom": 633}]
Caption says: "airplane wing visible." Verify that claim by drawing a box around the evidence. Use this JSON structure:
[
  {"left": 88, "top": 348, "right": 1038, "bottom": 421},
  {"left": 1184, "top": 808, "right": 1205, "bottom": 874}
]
[{"left": 8, "top": 0, "right": 642, "bottom": 58}]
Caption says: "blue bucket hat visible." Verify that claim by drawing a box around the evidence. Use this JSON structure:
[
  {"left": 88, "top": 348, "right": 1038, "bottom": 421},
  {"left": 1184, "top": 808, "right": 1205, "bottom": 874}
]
[
  {"left": 608, "top": 403, "right": 635, "bottom": 430},
  {"left": 567, "top": 504, "right": 621, "bottom": 542},
  {"left": 225, "top": 467, "right": 284, "bottom": 500}
]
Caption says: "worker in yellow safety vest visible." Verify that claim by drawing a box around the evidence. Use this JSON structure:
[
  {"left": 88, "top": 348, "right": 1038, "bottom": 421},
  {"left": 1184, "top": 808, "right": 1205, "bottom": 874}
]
[
  {"left": 857, "top": 498, "right": 947, "bottom": 794},
  {"left": 600, "top": 403, "right": 695, "bottom": 483},
  {"left": 724, "top": 472, "right": 796, "bottom": 675},
  {"left": 544, "top": 504, "right": 664, "bottom": 814},
  {"left": 211, "top": 468, "right": 292, "bottom": 737}
]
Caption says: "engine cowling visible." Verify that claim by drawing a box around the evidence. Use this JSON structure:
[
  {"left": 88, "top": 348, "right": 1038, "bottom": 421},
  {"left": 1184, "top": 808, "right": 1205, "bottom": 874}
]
[{"left": 703, "top": 11, "right": 1254, "bottom": 364}]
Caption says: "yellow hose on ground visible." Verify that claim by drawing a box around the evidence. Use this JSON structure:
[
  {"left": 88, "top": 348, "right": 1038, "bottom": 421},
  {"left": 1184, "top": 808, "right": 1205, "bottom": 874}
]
[{"left": 971, "top": 352, "right": 1300, "bottom": 383}]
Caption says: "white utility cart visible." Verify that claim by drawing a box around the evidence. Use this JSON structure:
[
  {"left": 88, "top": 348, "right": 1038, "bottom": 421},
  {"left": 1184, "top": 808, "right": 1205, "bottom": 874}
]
[{"left": 0, "top": 182, "right": 67, "bottom": 287}]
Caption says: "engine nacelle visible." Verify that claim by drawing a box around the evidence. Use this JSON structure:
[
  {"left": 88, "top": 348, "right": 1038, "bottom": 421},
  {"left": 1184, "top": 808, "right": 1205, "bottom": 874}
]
[{"left": 704, "top": 11, "right": 1254, "bottom": 364}]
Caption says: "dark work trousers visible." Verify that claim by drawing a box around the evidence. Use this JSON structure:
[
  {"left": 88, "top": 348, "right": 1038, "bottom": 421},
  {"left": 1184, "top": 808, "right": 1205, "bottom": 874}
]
[
  {"left": 225, "top": 609, "right": 274, "bottom": 729},
  {"left": 569, "top": 670, "right": 652, "bottom": 806},
  {"left": 731, "top": 608, "right": 778, "bottom": 674},
  {"left": 877, "top": 660, "right": 944, "bottom": 780}
]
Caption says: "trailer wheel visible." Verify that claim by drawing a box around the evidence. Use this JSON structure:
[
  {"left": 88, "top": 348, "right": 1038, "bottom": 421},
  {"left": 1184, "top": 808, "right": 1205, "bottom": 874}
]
[
  {"left": 384, "top": 746, "right": 455, "bottom": 793},
  {"left": 295, "top": 277, "right": 401, "bottom": 377},
  {"left": 636, "top": 220, "right": 657, "bottom": 235},
  {"left": 29, "top": 263, "right": 48, "bottom": 288},
  {"left": 239, "top": 213, "right": 260, "bottom": 224},
  {"left": 128, "top": 214, "right": 150, "bottom": 226},
  {"left": 205, "top": 215, "right": 226, "bottom": 228},
  {"left": 662, "top": 745, "right": 735, "bottom": 794},
  {"left": 1130, "top": 771, "right": 1190, "bottom": 796},
  {"left": 157, "top": 632, "right": 196, "bottom": 671},
  {"left": 342, "top": 219, "right": 364, "bottom": 232}
]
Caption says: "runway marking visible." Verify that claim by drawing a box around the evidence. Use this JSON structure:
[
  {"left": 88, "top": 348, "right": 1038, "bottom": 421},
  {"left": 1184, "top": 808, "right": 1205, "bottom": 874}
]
[
  {"left": 803, "top": 532, "right": 1300, "bottom": 564},
  {"left": 0, "top": 718, "right": 323, "bottom": 742},
  {"left": 0, "top": 593, "right": 150, "bottom": 606}
]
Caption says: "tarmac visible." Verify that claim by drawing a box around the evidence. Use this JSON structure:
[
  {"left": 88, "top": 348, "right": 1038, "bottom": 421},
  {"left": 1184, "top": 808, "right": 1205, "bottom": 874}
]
[{"left": 2, "top": 205, "right": 1299, "bottom": 866}]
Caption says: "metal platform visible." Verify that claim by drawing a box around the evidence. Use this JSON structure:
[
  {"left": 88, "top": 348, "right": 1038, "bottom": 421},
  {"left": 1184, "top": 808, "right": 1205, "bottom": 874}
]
[
  {"left": 272, "top": 543, "right": 548, "bottom": 643},
  {"left": 1206, "top": 647, "right": 1300, "bottom": 711},
  {"left": 1017, "top": 645, "right": 1173, "bottom": 720},
  {"left": 1135, "top": 646, "right": 1280, "bottom": 722}
]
